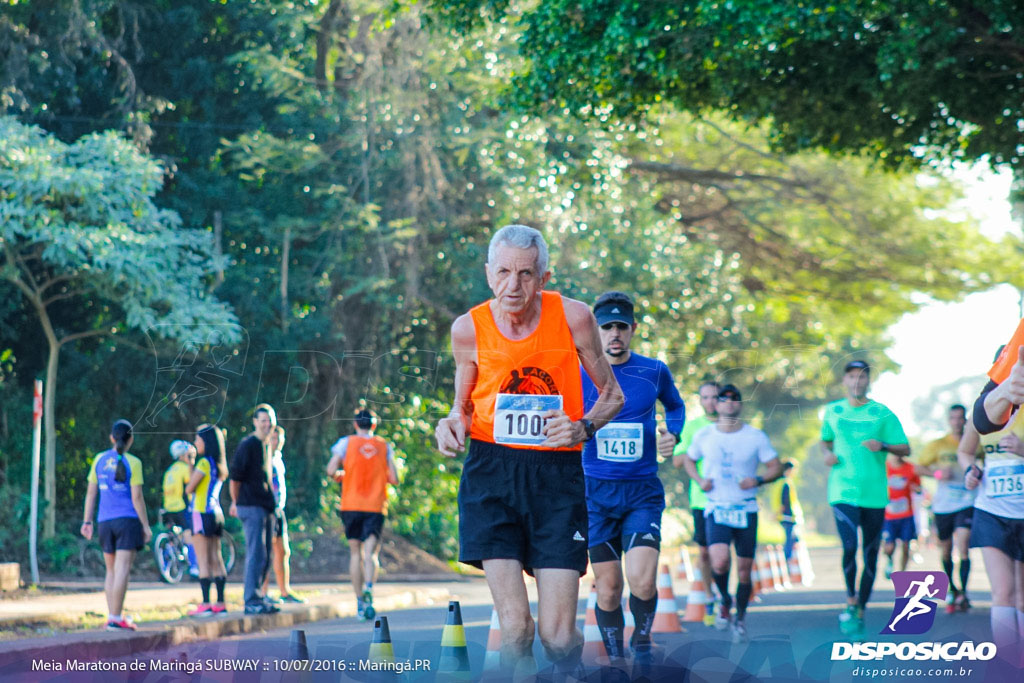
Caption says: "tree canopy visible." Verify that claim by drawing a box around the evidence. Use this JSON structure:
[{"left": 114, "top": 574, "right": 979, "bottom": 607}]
[
  {"left": 429, "top": 0, "right": 1024, "bottom": 169},
  {"left": 0, "top": 0, "right": 1016, "bottom": 561}
]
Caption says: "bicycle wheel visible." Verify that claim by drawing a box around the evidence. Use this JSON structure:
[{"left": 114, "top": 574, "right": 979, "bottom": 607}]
[
  {"left": 154, "top": 532, "right": 185, "bottom": 584},
  {"left": 221, "top": 531, "right": 237, "bottom": 575}
]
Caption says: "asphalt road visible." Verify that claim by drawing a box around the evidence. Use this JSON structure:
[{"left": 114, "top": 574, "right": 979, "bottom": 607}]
[{"left": 87, "top": 546, "right": 1019, "bottom": 682}]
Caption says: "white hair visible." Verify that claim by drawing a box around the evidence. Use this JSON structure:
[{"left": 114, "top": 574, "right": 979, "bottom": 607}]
[{"left": 487, "top": 224, "right": 549, "bottom": 273}]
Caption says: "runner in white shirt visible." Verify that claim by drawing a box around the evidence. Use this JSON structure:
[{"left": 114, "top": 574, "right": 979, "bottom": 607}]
[{"left": 682, "top": 383, "right": 783, "bottom": 642}]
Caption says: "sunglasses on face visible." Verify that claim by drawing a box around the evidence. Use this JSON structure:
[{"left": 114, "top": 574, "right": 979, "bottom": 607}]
[
  {"left": 600, "top": 322, "right": 630, "bottom": 331},
  {"left": 717, "top": 394, "right": 740, "bottom": 402}
]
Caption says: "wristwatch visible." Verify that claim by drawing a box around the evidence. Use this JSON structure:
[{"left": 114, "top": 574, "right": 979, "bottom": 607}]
[{"left": 581, "top": 419, "right": 597, "bottom": 441}]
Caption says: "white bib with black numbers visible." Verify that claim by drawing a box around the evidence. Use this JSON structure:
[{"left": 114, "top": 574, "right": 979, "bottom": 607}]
[
  {"left": 493, "top": 393, "right": 562, "bottom": 446},
  {"left": 595, "top": 422, "right": 643, "bottom": 462},
  {"left": 713, "top": 505, "right": 748, "bottom": 529},
  {"left": 985, "top": 460, "right": 1024, "bottom": 499}
]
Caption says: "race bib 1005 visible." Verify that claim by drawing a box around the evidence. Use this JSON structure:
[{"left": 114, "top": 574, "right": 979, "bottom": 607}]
[
  {"left": 595, "top": 422, "right": 643, "bottom": 462},
  {"left": 713, "top": 505, "right": 748, "bottom": 529},
  {"left": 985, "top": 460, "right": 1024, "bottom": 499},
  {"left": 493, "top": 394, "right": 563, "bottom": 446}
]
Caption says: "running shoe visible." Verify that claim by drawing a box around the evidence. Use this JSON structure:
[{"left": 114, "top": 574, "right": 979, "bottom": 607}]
[
  {"left": 703, "top": 602, "right": 716, "bottom": 627},
  {"left": 945, "top": 589, "right": 959, "bottom": 615},
  {"left": 957, "top": 594, "right": 971, "bottom": 612},
  {"left": 281, "top": 593, "right": 306, "bottom": 604},
  {"left": 187, "top": 603, "right": 213, "bottom": 617},
  {"left": 107, "top": 617, "right": 138, "bottom": 631},
  {"left": 731, "top": 617, "right": 748, "bottom": 643},
  {"left": 884, "top": 557, "right": 894, "bottom": 580},
  {"left": 210, "top": 603, "right": 227, "bottom": 614},
  {"left": 356, "top": 598, "right": 366, "bottom": 620},
  {"left": 714, "top": 603, "right": 731, "bottom": 631},
  {"left": 244, "top": 602, "right": 279, "bottom": 615},
  {"left": 838, "top": 605, "right": 859, "bottom": 635}
]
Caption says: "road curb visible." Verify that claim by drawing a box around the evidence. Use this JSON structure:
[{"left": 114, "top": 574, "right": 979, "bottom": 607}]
[{"left": 0, "top": 587, "right": 451, "bottom": 667}]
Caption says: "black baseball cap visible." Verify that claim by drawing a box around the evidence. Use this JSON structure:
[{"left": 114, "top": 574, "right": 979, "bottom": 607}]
[
  {"left": 844, "top": 360, "right": 870, "bottom": 373},
  {"left": 717, "top": 384, "right": 742, "bottom": 402},
  {"left": 354, "top": 408, "right": 377, "bottom": 428},
  {"left": 593, "top": 291, "right": 635, "bottom": 326}
]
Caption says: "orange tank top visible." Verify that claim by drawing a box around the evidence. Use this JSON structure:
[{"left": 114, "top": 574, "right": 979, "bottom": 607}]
[
  {"left": 340, "top": 435, "right": 390, "bottom": 513},
  {"left": 469, "top": 291, "right": 584, "bottom": 451}
]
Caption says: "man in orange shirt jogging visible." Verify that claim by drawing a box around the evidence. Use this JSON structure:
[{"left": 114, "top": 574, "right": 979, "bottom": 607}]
[
  {"left": 327, "top": 408, "right": 399, "bottom": 620},
  {"left": 436, "top": 225, "right": 624, "bottom": 676}
]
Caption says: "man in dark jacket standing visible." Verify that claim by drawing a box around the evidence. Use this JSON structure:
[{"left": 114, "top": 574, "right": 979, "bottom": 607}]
[{"left": 230, "top": 403, "right": 280, "bottom": 615}]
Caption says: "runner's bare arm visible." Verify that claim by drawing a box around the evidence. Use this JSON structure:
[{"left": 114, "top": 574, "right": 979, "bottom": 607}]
[
  {"left": 436, "top": 314, "right": 478, "bottom": 457},
  {"left": 540, "top": 298, "right": 624, "bottom": 448},
  {"left": 81, "top": 480, "right": 98, "bottom": 540},
  {"left": 956, "top": 424, "right": 982, "bottom": 489},
  {"left": 820, "top": 440, "right": 838, "bottom": 467},
  {"left": 681, "top": 453, "right": 711, "bottom": 491}
]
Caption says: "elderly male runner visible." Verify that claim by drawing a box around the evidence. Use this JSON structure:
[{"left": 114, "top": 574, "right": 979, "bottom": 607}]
[
  {"left": 582, "top": 291, "right": 684, "bottom": 663},
  {"left": 435, "top": 225, "right": 624, "bottom": 673}
]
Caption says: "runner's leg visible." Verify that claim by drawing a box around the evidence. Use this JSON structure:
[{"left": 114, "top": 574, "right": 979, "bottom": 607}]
[{"left": 484, "top": 559, "right": 535, "bottom": 670}]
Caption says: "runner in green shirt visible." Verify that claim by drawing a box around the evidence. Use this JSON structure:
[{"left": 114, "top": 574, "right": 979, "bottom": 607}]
[
  {"left": 821, "top": 360, "right": 910, "bottom": 637},
  {"left": 673, "top": 380, "right": 720, "bottom": 623}
]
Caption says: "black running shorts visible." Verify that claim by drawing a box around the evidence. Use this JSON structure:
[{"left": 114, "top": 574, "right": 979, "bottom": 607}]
[{"left": 458, "top": 440, "right": 588, "bottom": 575}]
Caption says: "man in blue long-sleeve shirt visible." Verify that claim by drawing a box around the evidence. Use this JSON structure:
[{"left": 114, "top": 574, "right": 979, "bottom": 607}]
[{"left": 581, "top": 291, "right": 685, "bottom": 663}]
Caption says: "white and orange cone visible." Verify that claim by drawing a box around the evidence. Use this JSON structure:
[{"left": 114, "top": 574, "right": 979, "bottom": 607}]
[
  {"left": 483, "top": 607, "right": 501, "bottom": 671},
  {"left": 683, "top": 565, "right": 708, "bottom": 622},
  {"left": 757, "top": 550, "right": 773, "bottom": 595},
  {"left": 775, "top": 545, "right": 793, "bottom": 590},
  {"left": 787, "top": 549, "right": 803, "bottom": 587},
  {"left": 678, "top": 546, "right": 695, "bottom": 583},
  {"left": 652, "top": 565, "right": 685, "bottom": 633}
]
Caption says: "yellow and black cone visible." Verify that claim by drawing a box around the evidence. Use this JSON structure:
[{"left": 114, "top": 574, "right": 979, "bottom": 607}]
[
  {"left": 438, "top": 600, "right": 471, "bottom": 677},
  {"left": 369, "top": 615, "right": 394, "bottom": 663}
]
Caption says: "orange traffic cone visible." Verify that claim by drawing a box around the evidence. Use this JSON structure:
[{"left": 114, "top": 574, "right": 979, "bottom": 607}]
[
  {"left": 581, "top": 585, "right": 607, "bottom": 664},
  {"left": 677, "top": 546, "right": 695, "bottom": 583},
  {"left": 768, "top": 544, "right": 785, "bottom": 591},
  {"left": 757, "top": 549, "right": 773, "bottom": 595},
  {"left": 775, "top": 545, "right": 793, "bottom": 589},
  {"left": 796, "top": 541, "right": 815, "bottom": 586},
  {"left": 683, "top": 565, "right": 708, "bottom": 622},
  {"left": 483, "top": 607, "right": 501, "bottom": 671},
  {"left": 750, "top": 558, "right": 763, "bottom": 602},
  {"left": 787, "top": 548, "right": 803, "bottom": 587},
  {"left": 652, "top": 565, "right": 684, "bottom": 633}
]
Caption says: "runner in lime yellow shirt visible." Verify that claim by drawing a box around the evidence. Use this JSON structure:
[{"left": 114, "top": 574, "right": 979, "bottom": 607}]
[{"left": 821, "top": 360, "right": 910, "bottom": 638}]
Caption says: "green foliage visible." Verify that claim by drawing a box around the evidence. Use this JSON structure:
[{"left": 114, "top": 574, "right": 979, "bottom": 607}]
[
  {"left": 0, "top": 0, "right": 1015, "bottom": 567},
  {"left": 430, "top": 0, "right": 1024, "bottom": 169}
]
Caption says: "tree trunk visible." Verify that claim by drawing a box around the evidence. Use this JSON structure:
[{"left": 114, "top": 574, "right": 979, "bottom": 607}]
[{"left": 43, "top": 331, "right": 59, "bottom": 539}]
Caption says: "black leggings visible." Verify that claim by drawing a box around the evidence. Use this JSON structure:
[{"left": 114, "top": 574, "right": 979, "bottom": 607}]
[{"left": 832, "top": 504, "right": 885, "bottom": 609}]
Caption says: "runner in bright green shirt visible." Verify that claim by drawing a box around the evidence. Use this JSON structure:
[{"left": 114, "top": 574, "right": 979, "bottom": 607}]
[
  {"left": 821, "top": 360, "right": 910, "bottom": 638},
  {"left": 673, "top": 380, "right": 719, "bottom": 623}
]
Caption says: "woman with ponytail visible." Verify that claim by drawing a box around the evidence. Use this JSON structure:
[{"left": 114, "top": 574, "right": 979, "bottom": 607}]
[
  {"left": 80, "top": 419, "right": 151, "bottom": 630},
  {"left": 186, "top": 424, "right": 229, "bottom": 616}
]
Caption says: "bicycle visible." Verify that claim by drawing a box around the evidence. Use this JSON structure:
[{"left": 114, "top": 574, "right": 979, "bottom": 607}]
[{"left": 153, "top": 509, "right": 236, "bottom": 584}]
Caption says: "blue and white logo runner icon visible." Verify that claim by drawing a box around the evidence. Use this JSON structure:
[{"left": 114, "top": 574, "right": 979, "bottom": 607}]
[{"left": 882, "top": 571, "right": 948, "bottom": 635}]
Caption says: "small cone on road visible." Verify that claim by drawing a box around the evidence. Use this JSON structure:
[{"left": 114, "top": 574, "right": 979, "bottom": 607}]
[
  {"left": 369, "top": 616, "right": 394, "bottom": 663},
  {"left": 581, "top": 585, "right": 607, "bottom": 664},
  {"left": 683, "top": 566, "right": 708, "bottom": 622},
  {"left": 796, "top": 541, "right": 815, "bottom": 586},
  {"left": 775, "top": 545, "right": 793, "bottom": 589},
  {"left": 289, "top": 629, "right": 309, "bottom": 660},
  {"left": 768, "top": 544, "right": 785, "bottom": 591},
  {"left": 787, "top": 549, "right": 803, "bottom": 586},
  {"left": 439, "top": 601, "right": 471, "bottom": 676},
  {"left": 652, "top": 565, "right": 685, "bottom": 633},
  {"left": 677, "top": 546, "right": 695, "bottom": 583},
  {"left": 750, "top": 558, "right": 763, "bottom": 602},
  {"left": 757, "top": 549, "right": 774, "bottom": 594},
  {"left": 483, "top": 607, "right": 502, "bottom": 672}
]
